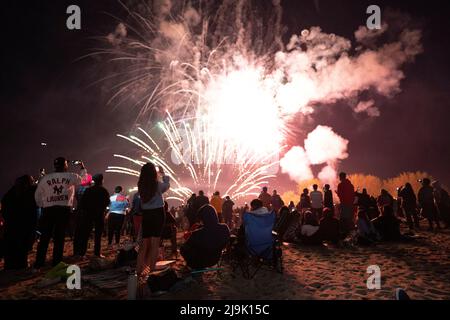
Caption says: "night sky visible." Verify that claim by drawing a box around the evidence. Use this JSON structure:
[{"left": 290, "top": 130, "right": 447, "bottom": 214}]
[{"left": 1, "top": 0, "right": 449, "bottom": 197}]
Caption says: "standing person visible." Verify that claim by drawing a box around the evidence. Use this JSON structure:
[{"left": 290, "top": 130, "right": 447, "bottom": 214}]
[
  {"left": 130, "top": 192, "right": 142, "bottom": 242},
  {"left": 185, "top": 193, "right": 197, "bottom": 228},
  {"left": 398, "top": 183, "right": 420, "bottom": 231},
  {"left": 74, "top": 174, "right": 110, "bottom": 258},
  {"left": 107, "top": 186, "right": 130, "bottom": 247},
  {"left": 194, "top": 190, "right": 209, "bottom": 214},
  {"left": 258, "top": 187, "right": 272, "bottom": 210},
  {"left": 222, "top": 196, "right": 235, "bottom": 229},
  {"left": 323, "top": 184, "right": 334, "bottom": 211},
  {"left": 310, "top": 184, "right": 323, "bottom": 219},
  {"left": 33, "top": 157, "right": 85, "bottom": 270},
  {"left": 72, "top": 170, "right": 93, "bottom": 252},
  {"left": 161, "top": 201, "right": 178, "bottom": 258},
  {"left": 432, "top": 181, "right": 450, "bottom": 228},
  {"left": 418, "top": 178, "right": 441, "bottom": 231},
  {"left": 271, "top": 190, "right": 284, "bottom": 214},
  {"left": 299, "top": 188, "right": 311, "bottom": 211},
  {"left": 210, "top": 191, "right": 224, "bottom": 222},
  {"left": 1, "top": 175, "right": 38, "bottom": 270},
  {"left": 136, "top": 163, "right": 170, "bottom": 277},
  {"left": 336, "top": 172, "right": 355, "bottom": 237},
  {"left": 357, "top": 189, "right": 371, "bottom": 211}
]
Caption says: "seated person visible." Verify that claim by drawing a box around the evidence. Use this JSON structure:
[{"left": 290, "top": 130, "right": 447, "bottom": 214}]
[
  {"left": 180, "top": 205, "right": 230, "bottom": 270},
  {"left": 318, "top": 208, "right": 340, "bottom": 244},
  {"left": 274, "top": 206, "right": 292, "bottom": 240},
  {"left": 372, "top": 206, "right": 402, "bottom": 242},
  {"left": 299, "top": 211, "right": 322, "bottom": 245},
  {"left": 356, "top": 209, "right": 380, "bottom": 245},
  {"left": 282, "top": 210, "right": 301, "bottom": 243},
  {"left": 161, "top": 201, "right": 177, "bottom": 258},
  {"left": 237, "top": 199, "right": 272, "bottom": 244}
]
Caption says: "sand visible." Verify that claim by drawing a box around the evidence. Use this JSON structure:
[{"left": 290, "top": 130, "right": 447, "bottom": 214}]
[{"left": 1, "top": 221, "right": 449, "bottom": 300}]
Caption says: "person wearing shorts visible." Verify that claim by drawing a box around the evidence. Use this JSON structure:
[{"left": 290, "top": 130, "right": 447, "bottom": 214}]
[{"left": 136, "top": 163, "right": 170, "bottom": 276}]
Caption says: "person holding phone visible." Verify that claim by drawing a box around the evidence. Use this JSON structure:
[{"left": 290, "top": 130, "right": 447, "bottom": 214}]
[{"left": 136, "top": 163, "right": 170, "bottom": 278}]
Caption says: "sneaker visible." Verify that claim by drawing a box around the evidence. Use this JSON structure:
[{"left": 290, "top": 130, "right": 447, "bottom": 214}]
[{"left": 395, "top": 288, "right": 411, "bottom": 300}]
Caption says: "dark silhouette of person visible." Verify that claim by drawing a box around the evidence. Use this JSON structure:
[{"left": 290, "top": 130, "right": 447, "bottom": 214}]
[
  {"left": 398, "top": 183, "right": 420, "bottom": 230},
  {"left": 222, "top": 196, "right": 235, "bottom": 229},
  {"left": 180, "top": 205, "right": 230, "bottom": 269},
  {"left": 318, "top": 208, "right": 340, "bottom": 244},
  {"left": 193, "top": 190, "right": 209, "bottom": 215},
  {"left": 74, "top": 174, "right": 110, "bottom": 257},
  {"left": 357, "top": 188, "right": 371, "bottom": 211},
  {"left": 323, "top": 184, "right": 334, "bottom": 211},
  {"left": 418, "top": 178, "right": 441, "bottom": 231},
  {"left": 1, "top": 175, "right": 38, "bottom": 270},
  {"left": 185, "top": 193, "right": 197, "bottom": 228}
]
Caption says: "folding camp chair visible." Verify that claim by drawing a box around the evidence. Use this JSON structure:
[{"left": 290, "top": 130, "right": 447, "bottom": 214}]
[{"left": 231, "top": 211, "right": 283, "bottom": 279}]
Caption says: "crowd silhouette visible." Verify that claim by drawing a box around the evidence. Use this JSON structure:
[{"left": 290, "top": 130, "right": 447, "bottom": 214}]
[{"left": 1, "top": 157, "right": 450, "bottom": 294}]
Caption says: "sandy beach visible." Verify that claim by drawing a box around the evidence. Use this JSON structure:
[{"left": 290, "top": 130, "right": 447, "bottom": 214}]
[{"left": 1, "top": 221, "right": 449, "bottom": 300}]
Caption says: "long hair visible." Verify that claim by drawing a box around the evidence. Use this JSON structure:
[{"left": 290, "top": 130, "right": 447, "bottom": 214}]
[{"left": 138, "top": 162, "right": 158, "bottom": 203}]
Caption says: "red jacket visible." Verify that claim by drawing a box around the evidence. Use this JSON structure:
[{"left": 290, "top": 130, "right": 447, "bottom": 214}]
[{"left": 337, "top": 179, "right": 355, "bottom": 206}]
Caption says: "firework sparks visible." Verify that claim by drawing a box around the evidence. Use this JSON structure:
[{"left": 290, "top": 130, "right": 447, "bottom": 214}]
[{"left": 102, "top": 0, "right": 422, "bottom": 195}]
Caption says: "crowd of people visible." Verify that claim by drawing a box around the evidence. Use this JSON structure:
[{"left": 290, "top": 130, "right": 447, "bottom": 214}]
[{"left": 1, "top": 157, "right": 449, "bottom": 285}]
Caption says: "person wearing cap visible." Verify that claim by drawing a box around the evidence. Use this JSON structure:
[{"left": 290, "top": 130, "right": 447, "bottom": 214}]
[
  {"left": 73, "top": 174, "right": 110, "bottom": 257},
  {"left": 418, "top": 178, "right": 441, "bottom": 231},
  {"left": 33, "top": 157, "right": 86, "bottom": 269}
]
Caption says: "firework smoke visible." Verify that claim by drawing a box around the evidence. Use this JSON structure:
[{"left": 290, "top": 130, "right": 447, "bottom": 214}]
[{"left": 102, "top": 0, "right": 422, "bottom": 194}]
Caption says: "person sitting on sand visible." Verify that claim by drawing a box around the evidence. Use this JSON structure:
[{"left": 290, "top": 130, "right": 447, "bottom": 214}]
[
  {"left": 298, "top": 211, "right": 322, "bottom": 245},
  {"left": 356, "top": 209, "right": 379, "bottom": 245},
  {"left": 180, "top": 205, "right": 230, "bottom": 270},
  {"left": 318, "top": 208, "right": 340, "bottom": 244},
  {"left": 371, "top": 206, "right": 403, "bottom": 242},
  {"left": 281, "top": 209, "right": 301, "bottom": 243}
]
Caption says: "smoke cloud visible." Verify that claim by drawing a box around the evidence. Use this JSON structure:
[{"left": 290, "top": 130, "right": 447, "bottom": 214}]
[
  {"left": 280, "top": 146, "right": 313, "bottom": 182},
  {"left": 280, "top": 126, "right": 349, "bottom": 184}
]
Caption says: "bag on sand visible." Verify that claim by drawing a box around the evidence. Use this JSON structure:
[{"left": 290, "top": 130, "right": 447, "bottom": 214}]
[
  {"left": 115, "top": 247, "right": 138, "bottom": 267},
  {"left": 37, "top": 262, "right": 70, "bottom": 288},
  {"left": 147, "top": 269, "right": 181, "bottom": 292}
]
